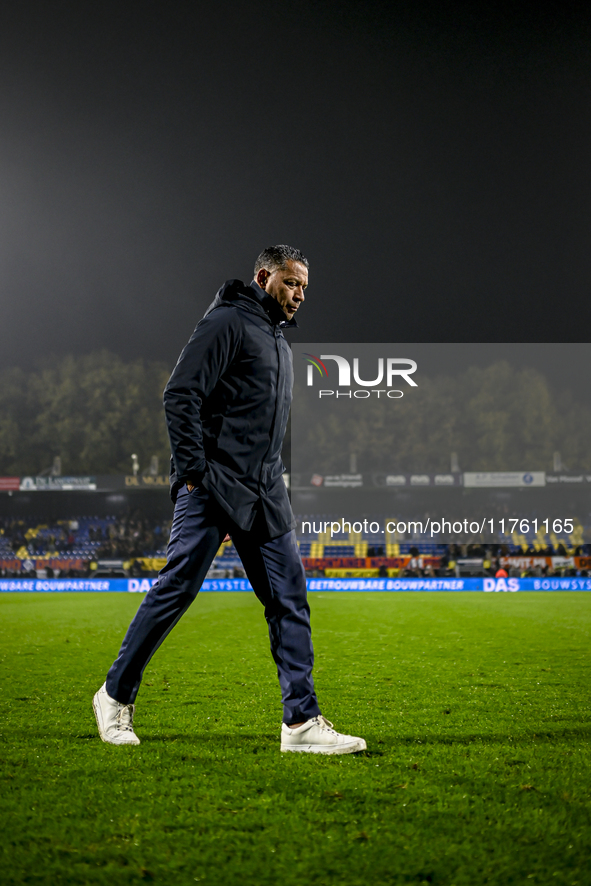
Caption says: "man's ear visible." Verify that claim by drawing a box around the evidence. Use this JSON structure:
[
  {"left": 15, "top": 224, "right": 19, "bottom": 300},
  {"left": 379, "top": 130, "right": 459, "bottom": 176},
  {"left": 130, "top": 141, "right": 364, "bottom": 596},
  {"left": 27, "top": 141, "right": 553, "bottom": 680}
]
[{"left": 256, "top": 268, "right": 269, "bottom": 290}]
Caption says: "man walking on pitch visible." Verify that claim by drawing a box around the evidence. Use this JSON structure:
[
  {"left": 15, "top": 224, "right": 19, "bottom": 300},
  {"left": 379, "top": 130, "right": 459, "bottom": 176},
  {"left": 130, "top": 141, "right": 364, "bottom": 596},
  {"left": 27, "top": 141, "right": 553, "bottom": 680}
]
[{"left": 93, "top": 245, "right": 366, "bottom": 754}]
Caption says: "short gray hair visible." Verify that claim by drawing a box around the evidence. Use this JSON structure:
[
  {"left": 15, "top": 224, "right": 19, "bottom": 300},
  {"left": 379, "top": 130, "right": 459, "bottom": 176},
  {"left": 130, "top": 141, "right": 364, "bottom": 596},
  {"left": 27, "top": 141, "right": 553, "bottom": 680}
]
[{"left": 254, "top": 245, "right": 309, "bottom": 276}]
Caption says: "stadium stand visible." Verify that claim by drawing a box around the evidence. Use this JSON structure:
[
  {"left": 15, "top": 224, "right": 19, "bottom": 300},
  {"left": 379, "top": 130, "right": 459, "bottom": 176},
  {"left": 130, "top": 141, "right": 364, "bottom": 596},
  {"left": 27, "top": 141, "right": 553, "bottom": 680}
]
[{"left": 1, "top": 509, "right": 590, "bottom": 580}]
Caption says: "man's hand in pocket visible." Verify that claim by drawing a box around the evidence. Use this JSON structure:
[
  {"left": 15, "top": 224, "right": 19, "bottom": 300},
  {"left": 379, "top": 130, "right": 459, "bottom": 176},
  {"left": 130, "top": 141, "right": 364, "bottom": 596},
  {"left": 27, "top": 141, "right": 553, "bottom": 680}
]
[{"left": 186, "top": 483, "right": 230, "bottom": 543}]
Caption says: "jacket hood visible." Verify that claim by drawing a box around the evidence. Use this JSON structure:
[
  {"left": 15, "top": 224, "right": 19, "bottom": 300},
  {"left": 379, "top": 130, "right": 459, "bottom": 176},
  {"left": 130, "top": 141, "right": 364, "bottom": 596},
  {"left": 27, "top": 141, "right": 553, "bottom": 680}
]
[{"left": 204, "top": 279, "right": 298, "bottom": 329}]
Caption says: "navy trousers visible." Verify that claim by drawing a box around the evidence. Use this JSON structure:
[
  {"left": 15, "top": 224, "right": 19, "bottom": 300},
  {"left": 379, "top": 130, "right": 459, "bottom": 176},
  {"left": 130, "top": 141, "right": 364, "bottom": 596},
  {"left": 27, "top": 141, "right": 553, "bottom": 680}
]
[{"left": 106, "top": 485, "right": 321, "bottom": 725}]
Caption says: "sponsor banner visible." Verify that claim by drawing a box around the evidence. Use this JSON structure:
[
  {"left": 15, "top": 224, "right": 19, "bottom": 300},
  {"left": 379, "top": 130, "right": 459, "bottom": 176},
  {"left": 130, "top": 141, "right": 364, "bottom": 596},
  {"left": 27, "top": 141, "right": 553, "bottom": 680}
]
[
  {"left": 296, "top": 473, "right": 464, "bottom": 489},
  {"left": 3, "top": 475, "right": 173, "bottom": 493},
  {"left": 123, "top": 475, "right": 170, "bottom": 488},
  {"left": 94, "top": 475, "right": 170, "bottom": 491},
  {"left": 500, "top": 556, "right": 573, "bottom": 569},
  {"left": 308, "top": 578, "right": 591, "bottom": 591},
  {"left": 0, "top": 578, "right": 250, "bottom": 592},
  {"left": 0, "top": 477, "right": 20, "bottom": 491},
  {"left": 35, "top": 558, "right": 88, "bottom": 573},
  {"left": 459, "top": 556, "right": 589, "bottom": 570},
  {"left": 0, "top": 578, "right": 127, "bottom": 592},
  {"left": 303, "top": 557, "right": 366, "bottom": 568},
  {"left": 304, "top": 556, "right": 589, "bottom": 570},
  {"left": 0, "top": 559, "right": 22, "bottom": 571},
  {"left": 324, "top": 473, "right": 363, "bottom": 488},
  {"left": 291, "top": 472, "right": 588, "bottom": 490},
  {"left": 1, "top": 556, "right": 587, "bottom": 576},
  {"left": 546, "top": 473, "right": 591, "bottom": 484},
  {"left": 3, "top": 577, "right": 591, "bottom": 592},
  {"left": 19, "top": 476, "right": 97, "bottom": 491},
  {"left": 0, "top": 558, "right": 88, "bottom": 571},
  {"left": 325, "top": 569, "right": 381, "bottom": 578},
  {"left": 378, "top": 473, "right": 462, "bottom": 487},
  {"left": 463, "top": 472, "right": 545, "bottom": 488},
  {"left": 302, "top": 557, "right": 440, "bottom": 569},
  {"left": 307, "top": 474, "right": 363, "bottom": 488}
]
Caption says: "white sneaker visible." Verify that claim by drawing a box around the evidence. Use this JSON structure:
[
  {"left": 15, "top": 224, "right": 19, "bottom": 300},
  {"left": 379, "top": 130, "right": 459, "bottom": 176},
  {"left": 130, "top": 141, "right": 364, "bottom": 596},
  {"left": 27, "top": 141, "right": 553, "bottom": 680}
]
[
  {"left": 92, "top": 683, "right": 140, "bottom": 745},
  {"left": 281, "top": 715, "right": 366, "bottom": 755}
]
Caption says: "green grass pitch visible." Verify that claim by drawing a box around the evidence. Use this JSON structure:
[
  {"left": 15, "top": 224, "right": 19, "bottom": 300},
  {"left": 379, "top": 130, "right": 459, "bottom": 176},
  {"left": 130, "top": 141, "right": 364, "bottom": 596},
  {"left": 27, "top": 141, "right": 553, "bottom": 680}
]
[{"left": 1, "top": 591, "right": 590, "bottom": 886}]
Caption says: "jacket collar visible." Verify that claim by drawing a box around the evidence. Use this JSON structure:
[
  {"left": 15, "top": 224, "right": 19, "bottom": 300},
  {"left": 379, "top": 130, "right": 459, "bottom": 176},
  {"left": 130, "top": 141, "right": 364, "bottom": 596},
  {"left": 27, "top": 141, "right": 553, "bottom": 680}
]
[
  {"left": 214, "top": 279, "right": 298, "bottom": 329},
  {"left": 249, "top": 280, "right": 299, "bottom": 329}
]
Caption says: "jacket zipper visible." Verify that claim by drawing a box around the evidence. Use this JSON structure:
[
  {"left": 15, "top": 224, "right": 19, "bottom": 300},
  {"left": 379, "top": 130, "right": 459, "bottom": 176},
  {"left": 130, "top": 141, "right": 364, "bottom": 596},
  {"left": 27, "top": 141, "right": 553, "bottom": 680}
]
[{"left": 258, "top": 327, "right": 283, "bottom": 493}]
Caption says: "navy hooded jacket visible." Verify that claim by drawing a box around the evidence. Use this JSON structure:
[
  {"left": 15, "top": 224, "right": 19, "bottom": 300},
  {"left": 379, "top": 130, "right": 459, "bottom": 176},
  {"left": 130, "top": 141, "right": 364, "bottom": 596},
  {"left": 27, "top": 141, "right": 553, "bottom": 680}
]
[{"left": 163, "top": 279, "right": 296, "bottom": 538}]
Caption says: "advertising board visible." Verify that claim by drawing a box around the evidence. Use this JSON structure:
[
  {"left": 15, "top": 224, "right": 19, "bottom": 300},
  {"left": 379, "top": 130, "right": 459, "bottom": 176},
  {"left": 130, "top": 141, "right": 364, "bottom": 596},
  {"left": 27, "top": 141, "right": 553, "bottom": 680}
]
[{"left": 1, "top": 577, "right": 590, "bottom": 592}]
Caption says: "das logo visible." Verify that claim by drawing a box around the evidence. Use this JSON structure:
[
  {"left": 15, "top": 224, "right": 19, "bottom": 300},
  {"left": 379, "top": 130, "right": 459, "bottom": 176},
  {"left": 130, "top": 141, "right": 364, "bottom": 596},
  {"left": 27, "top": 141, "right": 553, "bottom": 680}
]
[{"left": 483, "top": 578, "right": 520, "bottom": 592}]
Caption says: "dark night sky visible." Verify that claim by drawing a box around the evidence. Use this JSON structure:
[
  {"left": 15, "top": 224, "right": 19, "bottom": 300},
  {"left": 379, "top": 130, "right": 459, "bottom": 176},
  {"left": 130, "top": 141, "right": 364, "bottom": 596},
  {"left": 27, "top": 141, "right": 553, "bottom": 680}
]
[{"left": 1, "top": 1, "right": 590, "bottom": 386}]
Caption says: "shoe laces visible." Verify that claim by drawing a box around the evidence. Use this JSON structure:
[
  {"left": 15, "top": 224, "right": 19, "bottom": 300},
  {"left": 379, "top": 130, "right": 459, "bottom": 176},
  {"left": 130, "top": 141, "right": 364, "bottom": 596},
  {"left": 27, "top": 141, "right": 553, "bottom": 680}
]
[
  {"left": 115, "top": 702, "right": 135, "bottom": 733},
  {"left": 316, "top": 715, "right": 337, "bottom": 734}
]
